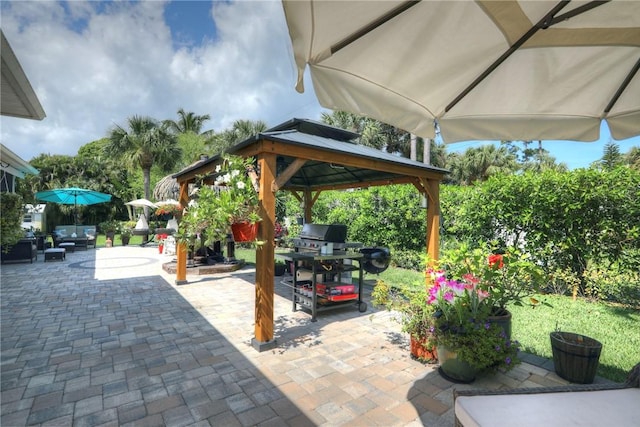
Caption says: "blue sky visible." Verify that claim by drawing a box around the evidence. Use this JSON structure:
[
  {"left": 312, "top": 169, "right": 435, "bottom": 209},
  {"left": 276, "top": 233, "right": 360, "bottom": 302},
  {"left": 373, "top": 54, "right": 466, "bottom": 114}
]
[
  {"left": 446, "top": 122, "right": 639, "bottom": 170},
  {"left": 1, "top": 0, "right": 637, "bottom": 169}
]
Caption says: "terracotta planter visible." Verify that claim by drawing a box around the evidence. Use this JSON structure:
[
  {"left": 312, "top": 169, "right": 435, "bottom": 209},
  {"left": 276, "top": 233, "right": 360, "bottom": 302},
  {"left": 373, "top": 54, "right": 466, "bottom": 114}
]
[
  {"left": 410, "top": 335, "right": 438, "bottom": 362},
  {"left": 231, "top": 222, "right": 259, "bottom": 242}
]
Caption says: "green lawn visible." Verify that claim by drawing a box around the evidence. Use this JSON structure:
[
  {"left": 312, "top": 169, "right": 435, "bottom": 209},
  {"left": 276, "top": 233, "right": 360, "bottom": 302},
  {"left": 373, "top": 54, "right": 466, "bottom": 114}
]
[
  {"left": 239, "top": 247, "right": 638, "bottom": 382},
  {"left": 509, "top": 295, "right": 639, "bottom": 382},
  {"left": 94, "top": 234, "right": 148, "bottom": 247}
]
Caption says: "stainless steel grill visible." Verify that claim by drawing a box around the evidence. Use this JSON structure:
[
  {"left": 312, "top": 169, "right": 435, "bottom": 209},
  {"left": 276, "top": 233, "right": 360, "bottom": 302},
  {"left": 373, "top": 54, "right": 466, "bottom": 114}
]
[
  {"left": 291, "top": 223, "right": 391, "bottom": 274},
  {"left": 292, "top": 223, "right": 361, "bottom": 253}
]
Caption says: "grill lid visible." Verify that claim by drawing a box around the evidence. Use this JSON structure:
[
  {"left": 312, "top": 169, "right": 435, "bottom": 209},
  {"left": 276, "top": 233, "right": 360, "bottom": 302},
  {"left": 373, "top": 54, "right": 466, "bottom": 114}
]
[{"left": 298, "top": 223, "right": 347, "bottom": 243}]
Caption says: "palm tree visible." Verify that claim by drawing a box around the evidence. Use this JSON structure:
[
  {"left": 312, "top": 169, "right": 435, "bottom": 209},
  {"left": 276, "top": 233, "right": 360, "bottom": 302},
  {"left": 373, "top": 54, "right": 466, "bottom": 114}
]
[
  {"left": 209, "top": 119, "right": 268, "bottom": 154},
  {"left": 163, "top": 108, "right": 212, "bottom": 135},
  {"left": 106, "top": 115, "right": 181, "bottom": 216},
  {"left": 448, "top": 144, "right": 517, "bottom": 185},
  {"left": 321, "top": 110, "right": 410, "bottom": 152}
]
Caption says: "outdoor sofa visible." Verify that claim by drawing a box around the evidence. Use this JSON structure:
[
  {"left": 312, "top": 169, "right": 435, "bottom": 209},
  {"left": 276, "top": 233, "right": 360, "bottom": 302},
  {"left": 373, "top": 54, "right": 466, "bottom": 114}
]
[
  {"left": 53, "top": 225, "right": 96, "bottom": 249},
  {"left": 1, "top": 238, "right": 37, "bottom": 264},
  {"left": 454, "top": 362, "right": 640, "bottom": 427}
]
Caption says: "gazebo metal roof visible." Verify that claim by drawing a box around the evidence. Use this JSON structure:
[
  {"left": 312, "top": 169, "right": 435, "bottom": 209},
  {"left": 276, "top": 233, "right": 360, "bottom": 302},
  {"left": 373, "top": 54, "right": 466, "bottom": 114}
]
[{"left": 173, "top": 118, "right": 447, "bottom": 190}]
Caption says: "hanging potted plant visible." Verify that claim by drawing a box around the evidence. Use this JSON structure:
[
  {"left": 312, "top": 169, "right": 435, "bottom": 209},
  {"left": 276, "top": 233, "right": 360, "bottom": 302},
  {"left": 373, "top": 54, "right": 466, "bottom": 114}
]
[
  {"left": 178, "top": 154, "right": 261, "bottom": 246},
  {"left": 155, "top": 203, "right": 182, "bottom": 218},
  {"left": 214, "top": 155, "right": 261, "bottom": 242}
]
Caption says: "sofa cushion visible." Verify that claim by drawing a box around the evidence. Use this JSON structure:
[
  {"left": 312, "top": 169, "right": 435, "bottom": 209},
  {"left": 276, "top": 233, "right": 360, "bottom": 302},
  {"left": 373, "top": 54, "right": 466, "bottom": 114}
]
[{"left": 455, "top": 387, "right": 640, "bottom": 427}]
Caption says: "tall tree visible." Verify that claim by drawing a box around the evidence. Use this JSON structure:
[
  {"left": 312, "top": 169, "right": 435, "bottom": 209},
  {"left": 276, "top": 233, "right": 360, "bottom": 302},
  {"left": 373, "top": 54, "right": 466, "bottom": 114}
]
[
  {"left": 599, "top": 141, "right": 623, "bottom": 170},
  {"left": 210, "top": 119, "right": 268, "bottom": 154},
  {"left": 448, "top": 144, "right": 517, "bottom": 185},
  {"left": 106, "top": 115, "right": 180, "bottom": 215},
  {"left": 321, "top": 110, "right": 411, "bottom": 153},
  {"left": 163, "top": 108, "right": 212, "bottom": 135}
]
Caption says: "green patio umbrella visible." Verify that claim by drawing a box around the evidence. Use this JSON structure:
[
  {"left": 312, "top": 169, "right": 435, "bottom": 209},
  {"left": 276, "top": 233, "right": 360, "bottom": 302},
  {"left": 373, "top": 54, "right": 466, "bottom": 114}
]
[{"left": 35, "top": 187, "right": 112, "bottom": 225}]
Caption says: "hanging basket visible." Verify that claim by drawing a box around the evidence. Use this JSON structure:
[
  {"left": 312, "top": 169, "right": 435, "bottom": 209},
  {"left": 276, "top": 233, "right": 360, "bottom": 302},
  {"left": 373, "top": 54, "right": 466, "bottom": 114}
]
[
  {"left": 550, "top": 331, "right": 602, "bottom": 384},
  {"left": 231, "top": 222, "right": 259, "bottom": 242}
]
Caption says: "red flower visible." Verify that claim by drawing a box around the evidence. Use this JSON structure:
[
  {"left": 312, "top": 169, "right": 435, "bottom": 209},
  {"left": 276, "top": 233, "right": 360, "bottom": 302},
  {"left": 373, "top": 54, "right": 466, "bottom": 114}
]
[{"left": 488, "top": 254, "right": 504, "bottom": 269}]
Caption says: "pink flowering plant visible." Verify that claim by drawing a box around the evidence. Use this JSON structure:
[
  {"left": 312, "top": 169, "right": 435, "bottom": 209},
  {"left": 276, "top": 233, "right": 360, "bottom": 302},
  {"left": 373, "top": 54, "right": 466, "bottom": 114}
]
[
  {"left": 440, "top": 244, "right": 546, "bottom": 316},
  {"left": 426, "top": 260, "right": 521, "bottom": 372}
]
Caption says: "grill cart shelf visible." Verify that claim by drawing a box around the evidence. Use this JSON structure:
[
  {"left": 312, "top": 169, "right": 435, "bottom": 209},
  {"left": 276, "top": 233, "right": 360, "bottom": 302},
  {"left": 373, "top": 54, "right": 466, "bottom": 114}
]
[{"left": 277, "top": 251, "right": 367, "bottom": 321}]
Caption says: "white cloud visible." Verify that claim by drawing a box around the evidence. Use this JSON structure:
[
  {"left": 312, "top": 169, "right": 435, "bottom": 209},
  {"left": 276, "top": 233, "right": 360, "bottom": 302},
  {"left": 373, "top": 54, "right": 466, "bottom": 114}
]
[{"left": 0, "top": 0, "right": 324, "bottom": 161}]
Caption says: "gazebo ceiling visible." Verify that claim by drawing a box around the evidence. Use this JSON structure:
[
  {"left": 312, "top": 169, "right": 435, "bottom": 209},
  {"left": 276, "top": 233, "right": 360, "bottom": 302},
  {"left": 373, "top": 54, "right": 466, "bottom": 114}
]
[{"left": 173, "top": 118, "right": 448, "bottom": 190}]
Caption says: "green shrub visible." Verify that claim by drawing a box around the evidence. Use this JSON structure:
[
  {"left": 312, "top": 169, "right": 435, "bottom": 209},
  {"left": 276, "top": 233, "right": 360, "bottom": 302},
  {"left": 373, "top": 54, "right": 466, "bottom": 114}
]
[
  {"left": 1, "top": 193, "right": 24, "bottom": 248},
  {"left": 390, "top": 249, "right": 424, "bottom": 271},
  {"left": 583, "top": 262, "right": 640, "bottom": 307}
]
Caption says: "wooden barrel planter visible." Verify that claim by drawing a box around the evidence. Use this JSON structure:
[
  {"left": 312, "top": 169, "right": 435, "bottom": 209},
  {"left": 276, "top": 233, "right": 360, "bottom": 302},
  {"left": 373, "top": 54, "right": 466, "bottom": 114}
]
[{"left": 550, "top": 331, "right": 602, "bottom": 384}]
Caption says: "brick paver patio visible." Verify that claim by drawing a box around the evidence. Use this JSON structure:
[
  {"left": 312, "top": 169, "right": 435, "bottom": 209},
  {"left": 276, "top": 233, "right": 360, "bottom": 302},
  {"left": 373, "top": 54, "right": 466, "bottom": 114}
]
[{"left": 1, "top": 245, "right": 575, "bottom": 426}]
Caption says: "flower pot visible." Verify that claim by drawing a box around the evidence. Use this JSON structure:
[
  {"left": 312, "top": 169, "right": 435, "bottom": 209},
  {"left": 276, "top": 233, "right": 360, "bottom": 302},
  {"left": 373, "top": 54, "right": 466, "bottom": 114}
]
[
  {"left": 231, "top": 222, "right": 259, "bottom": 242},
  {"left": 121, "top": 236, "right": 130, "bottom": 246},
  {"left": 550, "top": 331, "right": 602, "bottom": 384},
  {"left": 436, "top": 345, "right": 477, "bottom": 383},
  {"left": 488, "top": 310, "right": 512, "bottom": 341},
  {"left": 274, "top": 263, "right": 286, "bottom": 276},
  {"left": 410, "top": 335, "right": 437, "bottom": 362}
]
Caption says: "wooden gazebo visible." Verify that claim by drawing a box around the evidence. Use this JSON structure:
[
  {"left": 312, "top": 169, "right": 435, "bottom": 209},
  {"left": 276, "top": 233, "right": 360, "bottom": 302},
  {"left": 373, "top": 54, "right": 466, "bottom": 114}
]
[{"left": 172, "top": 119, "right": 447, "bottom": 351}]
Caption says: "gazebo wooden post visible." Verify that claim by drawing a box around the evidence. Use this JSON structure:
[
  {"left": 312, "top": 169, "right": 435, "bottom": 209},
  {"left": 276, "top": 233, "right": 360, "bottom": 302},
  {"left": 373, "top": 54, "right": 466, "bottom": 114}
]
[
  {"left": 425, "top": 178, "right": 440, "bottom": 263},
  {"left": 175, "top": 181, "right": 189, "bottom": 285},
  {"left": 303, "top": 189, "right": 313, "bottom": 224},
  {"left": 252, "top": 152, "right": 277, "bottom": 351}
]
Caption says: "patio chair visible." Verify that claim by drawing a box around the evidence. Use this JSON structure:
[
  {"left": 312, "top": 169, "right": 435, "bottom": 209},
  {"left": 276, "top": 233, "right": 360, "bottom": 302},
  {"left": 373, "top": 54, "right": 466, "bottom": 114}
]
[{"left": 453, "top": 363, "right": 640, "bottom": 427}]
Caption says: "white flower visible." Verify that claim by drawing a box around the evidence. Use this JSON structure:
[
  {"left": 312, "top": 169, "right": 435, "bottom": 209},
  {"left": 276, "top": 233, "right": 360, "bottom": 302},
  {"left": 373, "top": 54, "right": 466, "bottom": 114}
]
[
  {"left": 236, "top": 181, "right": 246, "bottom": 190},
  {"left": 222, "top": 173, "right": 231, "bottom": 183},
  {"left": 215, "top": 165, "right": 221, "bottom": 173},
  {"left": 188, "top": 199, "right": 198, "bottom": 207},
  {"left": 231, "top": 170, "right": 240, "bottom": 178}
]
